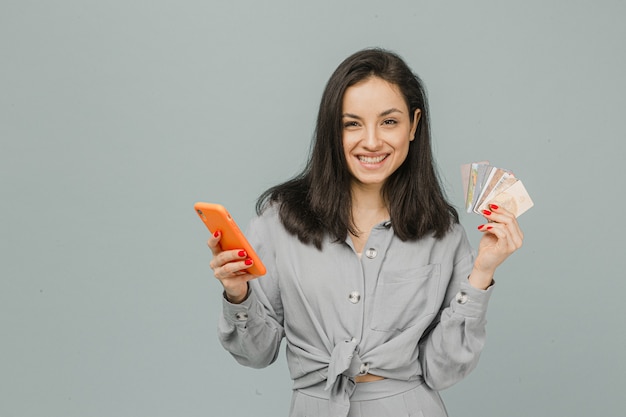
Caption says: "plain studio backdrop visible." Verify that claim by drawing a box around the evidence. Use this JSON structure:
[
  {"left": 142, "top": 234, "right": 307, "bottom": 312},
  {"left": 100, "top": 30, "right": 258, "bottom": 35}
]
[{"left": 1, "top": 1, "right": 624, "bottom": 416}]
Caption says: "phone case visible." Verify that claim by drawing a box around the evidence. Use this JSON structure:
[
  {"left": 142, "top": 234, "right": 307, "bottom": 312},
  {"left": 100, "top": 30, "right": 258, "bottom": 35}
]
[{"left": 194, "top": 202, "right": 266, "bottom": 276}]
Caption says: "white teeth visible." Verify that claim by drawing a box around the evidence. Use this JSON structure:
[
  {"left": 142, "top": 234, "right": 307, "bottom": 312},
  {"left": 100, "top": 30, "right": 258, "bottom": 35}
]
[{"left": 358, "top": 155, "right": 386, "bottom": 163}]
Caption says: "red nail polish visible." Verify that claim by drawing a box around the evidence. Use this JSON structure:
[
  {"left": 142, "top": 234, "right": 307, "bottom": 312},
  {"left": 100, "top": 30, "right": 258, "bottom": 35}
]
[
  {"left": 478, "top": 225, "right": 485, "bottom": 230},
  {"left": 244, "top": 259, "right": 253, "bottom": 266},
  {"left": 489, "top": 204, "right": 499, "bottom": 210},
  {"left": 487, "top": 226, "right": 493, "bottom": 230},
  {"left": 482, "top": 210, "right": 492, "bottom": 216},
  {"left": 213, "top": 230, "right": 220, "bottom": 238},
  {"left": 238, "top": 250, "right": 246, "bottom": 258}
]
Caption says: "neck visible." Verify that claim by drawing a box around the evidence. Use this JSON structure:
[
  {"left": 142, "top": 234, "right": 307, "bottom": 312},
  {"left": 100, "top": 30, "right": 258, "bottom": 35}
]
[
  {"left": 350, "top": 182, "right": 384, "bottom": 209},
  {"left": 350, "top": 183, "right": 389, "bottom": 234}
]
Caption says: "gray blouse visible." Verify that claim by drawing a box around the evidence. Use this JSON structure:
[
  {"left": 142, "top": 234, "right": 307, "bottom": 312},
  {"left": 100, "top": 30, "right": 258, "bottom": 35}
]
[{"left": 218, "top": 205, "right": 493, "bottom": 415}]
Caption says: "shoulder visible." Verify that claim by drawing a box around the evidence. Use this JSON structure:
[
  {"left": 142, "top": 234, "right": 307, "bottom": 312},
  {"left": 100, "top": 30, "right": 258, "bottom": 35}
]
[
  {"left": 249, "top": 202, "right": 281, "bottom": 232},
  {"left": 429, "top": 222, "right": 473, "bottom": 258},
  {"left": 447, "top": 222, "right": 468, "bottom": 241},
  {"left": 445, "top": 222, "right": 474, "bottom": 263},
  {"left": 246, "top": 203, "right": 283, "bottom": 256}
]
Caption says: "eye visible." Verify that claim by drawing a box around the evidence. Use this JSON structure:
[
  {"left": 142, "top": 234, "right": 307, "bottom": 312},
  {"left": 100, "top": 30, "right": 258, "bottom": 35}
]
[
  {"left": 343, "top": 121, "right": 360, "bottom": 128},
  {"left": 382, "top": 119, "right": 398, "bottom": 125}
]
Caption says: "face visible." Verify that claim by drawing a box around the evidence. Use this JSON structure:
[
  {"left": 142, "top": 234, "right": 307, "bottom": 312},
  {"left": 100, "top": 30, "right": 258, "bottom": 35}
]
[{"left": 341, "top": 76, "right": 421, "bottom": 191}]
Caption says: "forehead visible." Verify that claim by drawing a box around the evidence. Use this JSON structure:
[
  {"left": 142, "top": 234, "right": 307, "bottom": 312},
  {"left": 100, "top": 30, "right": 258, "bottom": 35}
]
[{"left": 342, "top": 76, "right": 407, "bottom": 111}]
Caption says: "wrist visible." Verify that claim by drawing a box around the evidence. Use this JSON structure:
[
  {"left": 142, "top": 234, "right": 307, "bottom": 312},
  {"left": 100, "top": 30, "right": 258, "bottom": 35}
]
[
  {"left": 224, "top": 283, "right": 249, "bottom": 304},
  {"left": 468, "top": 267, "right": 495, "bottom": 290}
]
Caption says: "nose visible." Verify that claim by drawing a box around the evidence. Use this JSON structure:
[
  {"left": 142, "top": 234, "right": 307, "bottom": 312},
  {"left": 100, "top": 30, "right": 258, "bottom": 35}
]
[{"left": 362, "top": 126, "right": 382, "bottom": 150}]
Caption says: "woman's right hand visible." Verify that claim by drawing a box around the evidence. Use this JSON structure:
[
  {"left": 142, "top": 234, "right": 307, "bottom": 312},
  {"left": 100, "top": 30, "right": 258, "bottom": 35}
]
[{"left": 208, "top": 231, "right": 259, "bottom": 304}]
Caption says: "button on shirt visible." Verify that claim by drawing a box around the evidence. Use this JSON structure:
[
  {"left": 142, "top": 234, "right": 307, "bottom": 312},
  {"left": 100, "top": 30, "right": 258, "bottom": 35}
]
[{"left": 219, "top": 205, "right": 493, "bottom": 416}]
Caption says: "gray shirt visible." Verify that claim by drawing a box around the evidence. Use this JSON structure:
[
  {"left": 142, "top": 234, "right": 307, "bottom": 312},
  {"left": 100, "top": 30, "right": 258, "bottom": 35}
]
[{"left": 219, "top": 205, "right": 493, "bottom": 413}]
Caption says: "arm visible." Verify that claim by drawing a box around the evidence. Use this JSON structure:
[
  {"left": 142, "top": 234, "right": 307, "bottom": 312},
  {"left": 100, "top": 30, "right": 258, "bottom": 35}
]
[
  {"left": 420, "top": 205, "right": 523, "bottom": 390},
  {"left": 209, "top": 215, "right": 285, "bottom": 369},
  {"left": 218, "top": 282, "right": 284, "bottom": 368},
  {"left": 418, "top": 253, "right": 492, "bottom": 390}
]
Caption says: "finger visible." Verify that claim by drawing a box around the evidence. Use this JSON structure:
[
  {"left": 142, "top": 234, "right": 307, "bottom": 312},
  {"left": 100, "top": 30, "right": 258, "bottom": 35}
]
[
  {"left": 488, "top": 204, "right": 524, "bottom": 248},
  {"left": 222, "top": 258, "right": 255, "bottom": 275},
  {"left": 505, "top": 219, "right": 524, "bottom": 249},
  {"left": 481, "top": 206, "right": 524, "bottom": 246},
  {"left": 481, "top": 204, "right": 515, "bottom": 224},
  {"left": 209, "top": 248, "right": 249, "bottom": 271},
  {"left": 478, "top": 223, "right": 517, "bottom": 253},
  {"left": 215, "top": 259, "right": 258, "bottom": 282},
  {"left": 207, "top": 230, "right": 223, "bottom": 256}
]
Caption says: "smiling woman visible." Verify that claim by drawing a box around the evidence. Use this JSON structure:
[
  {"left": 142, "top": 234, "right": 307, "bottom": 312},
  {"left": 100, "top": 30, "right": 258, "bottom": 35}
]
[
  {"left": 254, "top": 49, "right": 459, "bottom": 248},
  {"left": 206, "top": 48, "right": 524, "bottom": 417}
]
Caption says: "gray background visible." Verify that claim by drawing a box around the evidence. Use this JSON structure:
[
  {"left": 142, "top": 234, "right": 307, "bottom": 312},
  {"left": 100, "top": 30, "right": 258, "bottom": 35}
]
[{"left": 2, "top": 1, "right": 624, "bottom": 416}]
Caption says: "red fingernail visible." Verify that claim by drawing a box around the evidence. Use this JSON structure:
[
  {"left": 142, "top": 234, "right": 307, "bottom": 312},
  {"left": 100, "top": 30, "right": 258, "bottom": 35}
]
[
  {"left": 482, "top": 210, "right": 492, "bottom": 216},
  {"left": 478, "top": 225, "right": 485, "bottom": 230},
  {"left": 244, "top": 259, "right": 253, "bottom": 266},
  {"left": 489, "top": 204, "right": 499, "bottom": 210},
  {"left": 487, "top": 226, "right": 493, "bottom": 230},
  {"left": 213, "top": 230, "right": 220, "bottom": 238},
  {"left": 238, "top": 250, "right": 246, "bottom": 258}
]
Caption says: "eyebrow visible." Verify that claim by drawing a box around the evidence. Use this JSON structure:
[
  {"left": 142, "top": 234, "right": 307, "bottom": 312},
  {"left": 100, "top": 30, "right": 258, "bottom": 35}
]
[{"left": 342, "top": 108, "right": 404, "bottom": 119}]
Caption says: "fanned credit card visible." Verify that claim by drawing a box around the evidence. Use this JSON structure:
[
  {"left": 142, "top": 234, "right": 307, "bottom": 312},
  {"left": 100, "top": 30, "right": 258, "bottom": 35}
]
[{"left": 461, "top": 161, "right": 534, "bottom": 218}]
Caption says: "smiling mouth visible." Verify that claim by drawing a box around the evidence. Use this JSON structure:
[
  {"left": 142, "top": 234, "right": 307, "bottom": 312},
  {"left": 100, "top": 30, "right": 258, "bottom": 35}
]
[{"left": 358, "top": 155, "right": 388, "bottom": 164}]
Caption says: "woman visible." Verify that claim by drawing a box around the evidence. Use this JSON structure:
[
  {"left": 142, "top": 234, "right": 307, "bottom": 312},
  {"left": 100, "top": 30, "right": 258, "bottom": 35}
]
[{"left": 208, "top": 48, "right": 524, "bottom": 417}]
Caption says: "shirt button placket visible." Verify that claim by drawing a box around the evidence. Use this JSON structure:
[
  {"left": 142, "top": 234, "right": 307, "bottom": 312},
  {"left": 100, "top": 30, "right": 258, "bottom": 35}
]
[
  {"left": 365, "top": 248, "right": 377, "bottom": 259},
  {"left": 348, "top": 291, "right": 361, "bottom": 304},
  {"left": 455, "top": 291, "right": 469, "bottom": 305}
]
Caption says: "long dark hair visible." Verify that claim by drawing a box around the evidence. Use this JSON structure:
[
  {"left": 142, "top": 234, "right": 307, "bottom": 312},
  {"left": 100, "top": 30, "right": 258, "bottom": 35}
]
[{"left": 257, "top": 48, "right": 458, "bottom": 249}]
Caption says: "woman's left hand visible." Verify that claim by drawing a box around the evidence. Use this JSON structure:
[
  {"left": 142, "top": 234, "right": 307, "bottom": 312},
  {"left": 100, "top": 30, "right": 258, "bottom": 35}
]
[{"left": 469, "top": 204, "right": 524, "bottom": 289}]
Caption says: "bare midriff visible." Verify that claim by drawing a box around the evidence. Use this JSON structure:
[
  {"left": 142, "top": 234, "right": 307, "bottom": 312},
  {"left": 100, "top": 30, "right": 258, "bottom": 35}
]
[{"left": 354, "top": 373, "right": 385, "bottom": 383}]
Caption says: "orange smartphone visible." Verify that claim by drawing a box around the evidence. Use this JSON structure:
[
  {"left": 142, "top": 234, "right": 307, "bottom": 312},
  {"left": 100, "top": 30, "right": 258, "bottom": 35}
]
[{"left": 194, "top": 202, "right": 266, "bottom": 276}]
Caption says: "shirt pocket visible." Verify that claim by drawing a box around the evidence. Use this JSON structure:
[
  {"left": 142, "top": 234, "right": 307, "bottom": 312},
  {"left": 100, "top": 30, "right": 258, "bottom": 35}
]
[{"left": 370, "top": 263, "right": 441, "bottom": 332}]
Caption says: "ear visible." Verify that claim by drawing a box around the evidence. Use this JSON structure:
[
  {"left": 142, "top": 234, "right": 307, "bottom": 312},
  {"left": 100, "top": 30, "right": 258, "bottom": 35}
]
[{"left": 409, "top": 108, "right": 422, "bottom": 141}]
